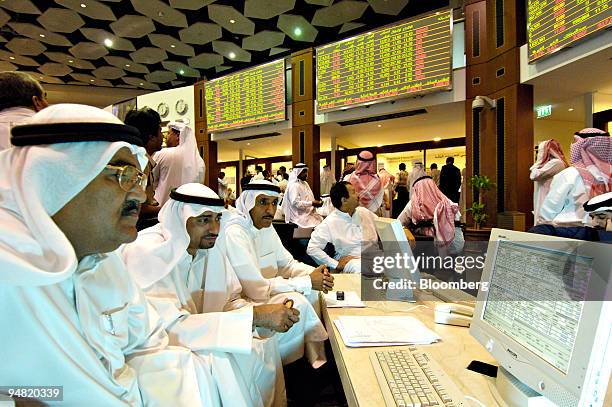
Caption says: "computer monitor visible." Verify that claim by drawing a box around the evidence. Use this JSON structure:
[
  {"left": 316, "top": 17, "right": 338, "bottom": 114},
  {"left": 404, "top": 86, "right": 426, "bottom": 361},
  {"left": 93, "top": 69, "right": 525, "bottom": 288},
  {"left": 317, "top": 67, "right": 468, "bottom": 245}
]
[
  {"left": 369, "top": 217, "right": 421, "bottom": 302},
  {"left": 470, "top": 229, "right": 612, "bottom": 407}
]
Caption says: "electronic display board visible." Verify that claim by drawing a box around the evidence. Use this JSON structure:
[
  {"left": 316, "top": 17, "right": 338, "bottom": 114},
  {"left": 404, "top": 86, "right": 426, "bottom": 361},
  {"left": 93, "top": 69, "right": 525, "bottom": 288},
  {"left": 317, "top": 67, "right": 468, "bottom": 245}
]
[
  {"left": 528, "top": 0, "right": 611, "bottom": 62},
  {"left": 316, "top": 10, "right": 452, "bottom": 113},
  {"left": 205, "top": 59, "right": 286, "bottom": 132}
]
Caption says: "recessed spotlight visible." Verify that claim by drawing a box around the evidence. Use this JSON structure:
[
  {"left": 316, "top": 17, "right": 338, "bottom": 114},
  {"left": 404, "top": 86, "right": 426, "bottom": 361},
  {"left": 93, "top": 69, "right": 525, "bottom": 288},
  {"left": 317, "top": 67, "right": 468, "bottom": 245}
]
[
  {"left": 294, "top": 27, "right": 302, "bottom": 36},
  {"left": 90, "top": 79, "right": 94, "bottom": 82},
  {"left": 139, "top": 82, "right": 144, "bottom": 85},
  {"left": 68, "top": 59, "right": 74, "bottom": 63},
  {"left": 104, "top": 38, "right": 113, "bottom": 47},
  {"left": 9, "top": 56, "right": 15, "bottom": 60},
  {"left": 568, "top": 108, "right": 574, "bottom": 111},
  {"left": 158, "top": 11, "right": 164, "bottom": 17},
  {"left": 179, "top": 69, "right": 185, "bottom": 75},
  {"left": 229, "top": 19, "right": 236, "bottom": 24},
  {"left": 80, "top": 3, "right": 86, "bottom": 7},
  {"left": 39, "top": 34, "right": 45, "bottom": 38},
  {"left": 125, "top": 64, "right": 130, "bottom": 67},
  {"left": 228, "top": 52, "right": 236, "bottom": 59},
  {"left": 434, "top": 137, "right": 441, "bottom": 142},
  {"left": 247, "top": 142, "right": 251, "bottom": 146},
  {"left": 170, "top": 44, "right": 176, "bottom": 48},
  {"left": 377, "top": 124, "right": 382, "bottom": 128},
  {"left": 39, "top": 76, "right": 43, "bottom": 80}
]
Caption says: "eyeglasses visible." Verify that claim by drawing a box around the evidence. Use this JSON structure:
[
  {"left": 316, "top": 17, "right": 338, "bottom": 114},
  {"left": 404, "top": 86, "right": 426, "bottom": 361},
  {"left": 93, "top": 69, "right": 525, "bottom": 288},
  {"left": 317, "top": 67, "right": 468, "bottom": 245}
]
[{"left": 104, "top": 164, "right": 147, "bottom": 192}]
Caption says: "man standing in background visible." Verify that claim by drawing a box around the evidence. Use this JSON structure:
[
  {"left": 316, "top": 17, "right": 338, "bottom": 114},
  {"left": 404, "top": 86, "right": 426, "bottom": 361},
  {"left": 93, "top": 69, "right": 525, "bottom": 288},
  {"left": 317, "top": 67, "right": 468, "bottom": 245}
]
[
  {"left": 439, "top": 157, "right": 461, "bottom": 203},
  {"left": 430, "top": 163, "right": 441, "bottom": 186},
  {"left": 0, "top": 72, "right": 48, "bottom": 150},
  {"left": 218, "top": 171, "right": 229, "bottom": 199}
]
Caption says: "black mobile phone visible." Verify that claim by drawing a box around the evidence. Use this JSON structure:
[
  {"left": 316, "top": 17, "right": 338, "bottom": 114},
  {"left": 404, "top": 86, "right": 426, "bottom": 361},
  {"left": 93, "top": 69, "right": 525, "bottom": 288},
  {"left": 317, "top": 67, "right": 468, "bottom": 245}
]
[{"left": 467, "top": 360, "right": 498, "bottom": 378}]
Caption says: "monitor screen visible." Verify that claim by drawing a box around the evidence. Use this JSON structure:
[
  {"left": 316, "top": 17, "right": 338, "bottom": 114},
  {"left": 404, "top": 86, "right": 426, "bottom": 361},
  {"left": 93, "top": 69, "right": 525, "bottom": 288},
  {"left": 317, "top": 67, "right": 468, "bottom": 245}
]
[
  {"left": 205, "top": 59, "right": 286, "bottom": 132},
  {"left": 316, "top": 9, "right": 453, "bottom": 113},
  {"left": 482, "top": 240, "right": 592, "bottom": 374},
  {"left": 528, "top": 0, "right": 612, "bottom": 62}
]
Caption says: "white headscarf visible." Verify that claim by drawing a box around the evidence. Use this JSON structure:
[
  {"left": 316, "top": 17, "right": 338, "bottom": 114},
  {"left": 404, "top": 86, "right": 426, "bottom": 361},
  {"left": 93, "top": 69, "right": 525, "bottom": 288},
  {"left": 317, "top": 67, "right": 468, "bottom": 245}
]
[
  {"left": 0, "top": 104, "right": 147, "bottom": 286},
  {"left": 122, "top": 183, "right": 226, "bottom": 289},
  {"left": 281, "top": 163, "right": 307, "bottom": 216},
  {"left": 225, "top": 180, "right": 281, "bottom": 230},
  {"left": 584, "top": 191, "right": 612, "bottom": 214}
]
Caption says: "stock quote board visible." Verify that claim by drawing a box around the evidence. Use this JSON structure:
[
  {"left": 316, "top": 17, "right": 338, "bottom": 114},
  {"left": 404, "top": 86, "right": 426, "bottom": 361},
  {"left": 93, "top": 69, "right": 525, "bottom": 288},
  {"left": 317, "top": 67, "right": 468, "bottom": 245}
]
[
  {"left": 205, "top": 59, "right": 286, "bottom": 132},
  {"left": 316, "top": 10, "right": 452, "bottom": 113},
  {"left": 528, "top": 0, "right": 612, "bottom": 62}
]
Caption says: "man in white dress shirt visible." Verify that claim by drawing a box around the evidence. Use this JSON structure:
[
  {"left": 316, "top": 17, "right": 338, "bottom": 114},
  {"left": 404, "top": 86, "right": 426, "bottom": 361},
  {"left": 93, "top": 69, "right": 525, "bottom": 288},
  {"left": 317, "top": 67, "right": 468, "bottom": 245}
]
[
  {"left": 123, "top": 183, "right": 294, "bottom": 406},
  {"left": 307, "top": 182, "right": 379, "bottom": 274},
  {"left": 222, "top": 180, "right": 331, "bottom": 368},
  {"left": 0, "top": 104, "right": 212, "bottom": 405},
  {"left": 281, "top": 163, "right": 323, "bottom": 228}
]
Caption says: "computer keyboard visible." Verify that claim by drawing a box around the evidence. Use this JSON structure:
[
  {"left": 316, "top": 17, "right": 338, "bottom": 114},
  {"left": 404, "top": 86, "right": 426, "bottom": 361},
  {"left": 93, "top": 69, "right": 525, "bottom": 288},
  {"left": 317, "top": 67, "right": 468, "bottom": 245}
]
[{"left": 370, "top": 347, "right": 469, "bottom": 407}]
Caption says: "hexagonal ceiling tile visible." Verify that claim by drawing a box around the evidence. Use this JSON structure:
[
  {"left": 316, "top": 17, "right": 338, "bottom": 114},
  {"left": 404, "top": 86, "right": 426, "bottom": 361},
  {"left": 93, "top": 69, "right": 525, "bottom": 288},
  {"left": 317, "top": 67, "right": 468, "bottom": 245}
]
[
  {"left": 56, "top": 0, "right": 117, "bottom": 21},
  {"left": 162, "top": 61, "right": 200, "bottom": 78},
  {"left": 0, "top": 0, "right": 41, "bottom": 14},
  {"left": 208, "top": 4, "right": 255, "bottom": 36},
  {"left": 0, "top": 50, "right": 38, "bottom": 66},
  {"left": 367, "top": 0, "right": 410, "bottom": 15},
  {"left": 69, "top": 42, "right": 109, "bottom": 60},
  {"left": 145, "top": 70, "right": 177, "bottom": 83},
  {"left": 93, "top": 66, "right": 126, "bottom": 80},
  {"left": 0, "top": 8, "right": 10, "bottom": 26},
  {"left": 37, "top": 8, "right": 85, "bottom": 33},
  {"left": 70, "top": 73, "right": 112, "bottom": 87},
  {"left": 131, "top": 0, "right": 188, "bottom": 28},
  {"left": 339, "top": 22, "right": 365, "bottom": 34},
  {"left": 148, "top": 34, "right": 194, "bottom": 57},
  {"left": 277, "top": 14, "right": 318, "bottom": 42},
  {"left": 242, "top": 30, "right": 285, "bottom": 51},
  {"left": 80, "top": 29, "right": 135, "bottom": 51},
  {"left": 110, "top": 15, "right": 155, "bottom": 38},
  {"left": 212, "top": 41, "right": 251, "bottom": 63},
  {"left": 8, "top": 23, "right": 72, "bottom": 46},
  {"left": 179, "top": 22, "right": 222, "bottom": 45},
  {"left": 188, "top": 53, "right": 224, "bottom": 70},
  {"left": 244, "top": 0, "right": 295, "bottom": 19},
  {"left": 215, "top": 65, "right": 230, "bottom": 73},
  {"left": 171, "top": 80, "right": 186, "bottom": 87},
  {"left": 304, "top": 0, "right": 333, "bottom": 5},
  {"left": 123, "top": 77, "right": 160, "bottom": 90},
  {"left": 312, "top": 1, "right": 369, "bottom": 27},
  {"left": 104, "top": 56, "right": 150, "bottom": 74},
  {"left": 38, "top": 63, "right": 72, "bottom": 76},
  {"left": 169, "top": 0, "right": 216, "bottom": 10},
  {"left": 21, "top": 72, "right": 65, "bottom": 85},
  {"left": 130, "top": 47, "right": 167, "bottom": 64},
  {"left": 45, "top": 52, "right": 96, "bottom": 69},
  {"left": 269, "top": 47, "right": 289, "bottom": 56},
  {"left": 5, "top": 38, "right": 46, "bottom": 56},
  {"left": 117, "top": 84, "right": 137, "bottom": 89},
  {"left": 0, "top": 61, "right": 17, "bottom": 71}
]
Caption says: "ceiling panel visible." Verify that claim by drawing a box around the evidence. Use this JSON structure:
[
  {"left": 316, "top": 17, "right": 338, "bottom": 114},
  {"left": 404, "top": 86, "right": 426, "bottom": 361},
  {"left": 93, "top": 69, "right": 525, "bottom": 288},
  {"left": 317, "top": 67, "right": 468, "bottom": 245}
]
[
  {"left": 5, "top": 38, "right": 46, "bottom": 56},
  {"left": 8, "top": 23, "right": 72, "bottom": 46},
  {"left": 148, "top": 34, "right": 195, "bottom": 57},
  {"left": 244, "top": 0, "right": 295, "bottom": 19},
  {"left": 208, "top": 4, "right": 255, "bottom": 36},
  {"left": 37, "top": 8, "right": 85, "bottom": 33},
  {"left": 0, "top": 0, "right": 41, "bottom": 14},
  {"left": 56, "top": 0, "right": 117, "bottom": 21},
  {"left": 69, "top": 42, "right": 109, "bottom": 60},
  {"left": 39, "top": 62, "right": 72, "bottom": 76},
  {"left": 80, "top": 28, "right": 135, "bottom": 51},
  {"left": 131, "top": 0, "right": 188, "bottom": 28}
]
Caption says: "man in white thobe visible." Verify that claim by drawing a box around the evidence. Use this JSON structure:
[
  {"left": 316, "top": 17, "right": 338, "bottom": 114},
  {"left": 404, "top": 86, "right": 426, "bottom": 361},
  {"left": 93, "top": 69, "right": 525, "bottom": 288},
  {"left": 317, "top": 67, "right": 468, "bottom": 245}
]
[
  {"left": 0, "top": 104, "right": 216, "bottom": 405},
  {"left": 308, "top": 182, "right": 379, "bottom": 274},
  {"left": 153, "top": 121, "right": 205, "bottom": 206},
  {"left": 221, "top": 181, "right": 332, "bottom": 368},
  {"left": 281, "top": 164, "right": 323, "bottom": 228},
  {"left": 0, "top": 71, "right": 49, "bottom": 150},
  {"left": 123, "top": 183, "right": 297, "bottom": 407}
]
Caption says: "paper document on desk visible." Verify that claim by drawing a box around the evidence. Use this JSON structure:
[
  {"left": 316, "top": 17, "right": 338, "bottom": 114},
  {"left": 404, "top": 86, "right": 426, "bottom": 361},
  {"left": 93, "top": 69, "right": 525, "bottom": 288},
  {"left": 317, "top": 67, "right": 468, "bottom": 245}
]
[
  {"left": 334, "top": 316, "right": 441, "bottom": 347},
  {"left": 323, "top": 291, "right": 365, "bottom": 308}
]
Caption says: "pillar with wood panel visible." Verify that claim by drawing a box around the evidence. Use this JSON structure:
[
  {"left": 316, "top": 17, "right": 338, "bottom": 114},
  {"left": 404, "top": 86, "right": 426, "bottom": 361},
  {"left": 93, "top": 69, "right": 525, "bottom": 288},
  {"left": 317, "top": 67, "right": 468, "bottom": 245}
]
[
  {"left": 193, "top": 80, "right": 218, "bottom": 193},
  {"left": 291, "top": 48, "right": 321, "bottom": 198},
  {"left": 465, "top": 0, "right": 535, "bottom": 230}
]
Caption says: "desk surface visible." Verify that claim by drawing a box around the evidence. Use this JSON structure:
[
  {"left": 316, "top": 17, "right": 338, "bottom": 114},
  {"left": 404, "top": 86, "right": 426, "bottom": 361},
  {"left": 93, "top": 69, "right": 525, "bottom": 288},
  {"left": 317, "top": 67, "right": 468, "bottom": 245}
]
[{"left": 321, "top": 274, "right": 612, "bottom": 407}]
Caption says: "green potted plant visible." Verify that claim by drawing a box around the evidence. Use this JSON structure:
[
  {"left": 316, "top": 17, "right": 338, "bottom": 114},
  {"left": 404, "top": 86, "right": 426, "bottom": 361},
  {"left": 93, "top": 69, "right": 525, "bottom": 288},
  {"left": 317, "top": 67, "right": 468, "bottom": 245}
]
[{"left": 467, "top": 175, "right": 495, "bottom": 230}]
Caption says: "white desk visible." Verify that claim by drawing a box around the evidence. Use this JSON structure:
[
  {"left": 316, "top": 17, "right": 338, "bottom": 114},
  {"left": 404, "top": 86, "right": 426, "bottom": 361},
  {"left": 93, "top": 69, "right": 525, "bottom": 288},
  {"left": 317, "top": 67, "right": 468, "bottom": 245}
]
[{"left": 321, "top": 274, "right": 612, "bottom": 407}]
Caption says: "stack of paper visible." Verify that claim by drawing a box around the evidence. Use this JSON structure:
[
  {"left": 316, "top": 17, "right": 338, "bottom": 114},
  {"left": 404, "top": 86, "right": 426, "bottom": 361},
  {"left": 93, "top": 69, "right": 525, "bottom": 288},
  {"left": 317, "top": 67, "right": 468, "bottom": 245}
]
[
  {"left": 323, "top": 291, "right": 365, "bottom": 308},
  {"left": 334, "top": 316, "right": 441, "bottom": 347}
]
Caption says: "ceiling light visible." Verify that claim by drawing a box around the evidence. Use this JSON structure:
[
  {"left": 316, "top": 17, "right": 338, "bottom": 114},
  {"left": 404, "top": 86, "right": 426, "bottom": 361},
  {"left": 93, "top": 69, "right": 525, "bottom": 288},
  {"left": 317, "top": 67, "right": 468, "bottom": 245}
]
[
  {"left": 377, "top": 144, "right": 383, "bottom": 147},
  {"left": 434, "top": 137, "right": 441, "bottom": 142},
  {"left": 247, "top": 142, "right": 251, "bottom": 146},
  {"left": 80, "top": 3, "right": 86, "bottom": 7},
  {"left": 446, "top": 147, "right": 451, "bottom": 150},
  {"left": 179, "top": 69, "right": 185, "bottom": 75},
  {"left": 377, "top": 124, "right": 382, "bottom": 128},
  {"left": 170, "top": 44, "right": 176, "bottom": 48},
  {"left": 39, "top": 76, "right": 43, "bottom": 80},
  {"left": 284, "top": 150, "right": 291, "bottom": 155},
  {"left": 158, "top": 11, "right": 164, "bottom": 17},
  {"left": 104, "top": 38, "right": 113, "bottom": 47},
  {"left": 90, "top": 79, "right": 94, "bottom": 82},
  {"left": 228, "top": 52, "right": 236, "bottom": 59},
  {"left": 229, "top": 19, "right": 236, "bottom": 24},
  {"left": 9, "top": 56, "right": 15, "bottom": 60},
  {"left": 294, "top": 27, "right": 302, "bottom": 36},
  {"left": 568, "top": 108, "right": 574, "bottom": 111},
  {"left": 39, "top": 34, "right": 45, "bottom": 38},
  {"left": 125, "top": 64, "right": 130, "bottom": 67},
  {"left": 68, "top": 59, "right": 74, "bottom": 63},
  {"left": 139, "top": 82, "right": 144, "bottom": 86}
]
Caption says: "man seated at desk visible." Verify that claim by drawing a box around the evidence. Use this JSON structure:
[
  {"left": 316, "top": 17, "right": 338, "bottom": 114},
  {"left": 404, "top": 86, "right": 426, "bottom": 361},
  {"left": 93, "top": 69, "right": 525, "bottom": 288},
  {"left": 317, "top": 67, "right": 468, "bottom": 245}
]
[{"left": 307, "top": 181, "right": 379, "bottom": 273}]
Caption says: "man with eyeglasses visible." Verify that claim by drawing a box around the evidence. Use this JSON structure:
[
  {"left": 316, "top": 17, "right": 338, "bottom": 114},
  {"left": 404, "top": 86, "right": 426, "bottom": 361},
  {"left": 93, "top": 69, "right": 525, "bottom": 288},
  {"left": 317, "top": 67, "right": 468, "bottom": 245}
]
[{"left": 0, "top": 104, "right": 217, "bottom": 405}]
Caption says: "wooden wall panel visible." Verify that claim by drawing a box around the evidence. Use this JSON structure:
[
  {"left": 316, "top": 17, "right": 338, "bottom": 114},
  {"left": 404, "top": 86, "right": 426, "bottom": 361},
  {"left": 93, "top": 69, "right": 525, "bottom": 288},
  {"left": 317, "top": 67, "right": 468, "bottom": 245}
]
[
  {"left": 291, "top": 48, "right": 314, "bottom": 103},
  {"left": 465, "top": 1, "right": 488, "bottom": 65},
  {"left": 292, "top": 100, "right": 314, "bottom": 127}
]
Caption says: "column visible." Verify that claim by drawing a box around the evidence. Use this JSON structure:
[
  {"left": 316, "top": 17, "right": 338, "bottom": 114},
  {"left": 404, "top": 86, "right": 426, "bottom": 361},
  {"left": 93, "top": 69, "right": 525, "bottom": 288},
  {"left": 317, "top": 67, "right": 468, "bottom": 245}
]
[{"left": 194, "top": 80, "right": 218, "bottom": 192}]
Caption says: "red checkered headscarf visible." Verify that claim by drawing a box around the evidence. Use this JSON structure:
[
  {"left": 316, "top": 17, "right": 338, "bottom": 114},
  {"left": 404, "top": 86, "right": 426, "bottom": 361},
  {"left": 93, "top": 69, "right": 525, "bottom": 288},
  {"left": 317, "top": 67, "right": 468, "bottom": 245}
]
[{"left": 570, "top": 132, "right": 612, "bottom": 198}]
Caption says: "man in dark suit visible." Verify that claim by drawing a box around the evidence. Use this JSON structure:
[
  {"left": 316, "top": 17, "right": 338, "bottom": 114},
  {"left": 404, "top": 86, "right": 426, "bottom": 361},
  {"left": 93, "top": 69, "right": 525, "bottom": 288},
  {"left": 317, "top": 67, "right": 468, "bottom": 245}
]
[{"left": 439, "top": 157, "right": 462, "bottom": 203}]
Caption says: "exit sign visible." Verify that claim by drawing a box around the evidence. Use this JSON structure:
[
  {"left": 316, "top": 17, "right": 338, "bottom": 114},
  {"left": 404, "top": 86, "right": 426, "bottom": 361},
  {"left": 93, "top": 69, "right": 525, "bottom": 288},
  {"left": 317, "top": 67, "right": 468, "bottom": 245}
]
[{"left": 536, "top": 105, "right": 552, "bottom": 118}]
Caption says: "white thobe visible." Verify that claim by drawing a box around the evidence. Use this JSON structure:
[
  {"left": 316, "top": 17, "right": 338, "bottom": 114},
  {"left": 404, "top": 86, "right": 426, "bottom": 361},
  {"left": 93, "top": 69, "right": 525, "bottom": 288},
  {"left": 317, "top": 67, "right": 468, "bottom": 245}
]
[
  {"left": 222, "top": 224, "right": 328, "bottom": 367},
  {"left": 140, "top": 250, "right": 285, "bottom": 407},
  {"left": 530, "top": 159, "right": 568, "bottom": 225},
  {"left": 283, "top": 180, "right": 323, "bottom": 228},
  {"left": 0, "top": 252, "right": 215, "bottom": 406},
  {"left": 153, "top": 148, "right": 205, "bottom": 206},
  {"left": 0, "top": 107, "right": 35, "bottom": 150},
  {"left": 538, "top": 167, "right": 592, "bottom": 226},
  {"left": 307, "top": 207, "right": 378, "bottom": 274},
  {"left": 218, "top": 178, "right": 228, "bottom": 199}
]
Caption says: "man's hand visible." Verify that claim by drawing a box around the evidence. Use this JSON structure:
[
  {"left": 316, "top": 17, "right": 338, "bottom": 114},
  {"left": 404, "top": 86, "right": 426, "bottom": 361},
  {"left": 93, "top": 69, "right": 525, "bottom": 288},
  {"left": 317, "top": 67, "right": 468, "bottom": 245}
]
[
  {"left": 335, "top": 256, "right": 357, "bottom": 272},
  {"left": 310, "top": 265, "right": 334, "bottom": 293},
  {"left": 312, "top": 200, "right": 323, "bottom": 208},
  {"left": 253, "top": 303, "right": 300, "bottom": 332}
]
